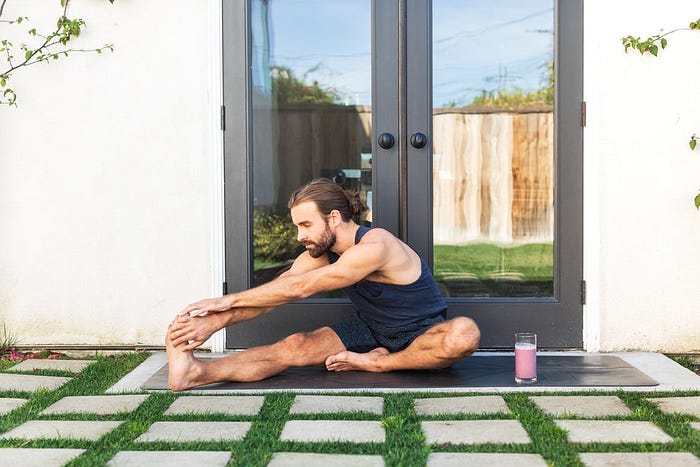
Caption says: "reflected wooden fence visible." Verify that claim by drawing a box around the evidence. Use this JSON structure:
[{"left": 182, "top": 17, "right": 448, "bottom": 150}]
[
  {"left": 272, "top": 105, "right": 553, "bottom": 245},
  {"left": 433, "top": 107, "right": 553, "bottom": 245}
]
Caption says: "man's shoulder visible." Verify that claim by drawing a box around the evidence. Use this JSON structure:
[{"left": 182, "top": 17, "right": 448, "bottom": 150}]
[{"left": 359, "top": 227, "right": 397, "bottom": 243}]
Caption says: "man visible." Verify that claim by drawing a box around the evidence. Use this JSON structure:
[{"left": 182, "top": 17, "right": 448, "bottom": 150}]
[{"left": 167, "top": 178, "right": 480, "bottom": 391}]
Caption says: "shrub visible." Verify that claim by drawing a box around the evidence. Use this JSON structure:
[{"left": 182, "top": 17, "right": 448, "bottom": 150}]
[{"left": 253, "top": 209, "right": 303, "bottom": 263}]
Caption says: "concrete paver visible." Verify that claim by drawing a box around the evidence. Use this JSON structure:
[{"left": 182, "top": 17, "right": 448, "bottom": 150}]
[
  {"left": 648, "top": 396, "right": 700, "bottom": 417},
  {"left": 40, "top": 395, "right": 149, "bottom": 415},
  {"left": 555, "top": 420, "right": 673, "bottom": 443},
  {"left": 0, "top": 448, "right": 86, "bottom": 467},
  {"left": 0, "top": 420, "right": 122, "bottom": 441},
  {"left": 268, "top": 452, "right": 385, "bottom": 467},
  {"left": 427, "top": 453, "right": 548, "bottom": 466},
  {"left": 421, "top": 420, "right": 531, "bottom": 445},
  {"left": 0, "top": 397, "right": 27, "bottom": 415},
  {"left": 135, "top": 421, "right": 251, "bottom": 442},
  {"left": 290, "top": 395, "right": 383, "bottom": 415},
  {"left": 280, "top": 420, "right": 385, "bottom": 443},
  {"left": 414, "top": 396, "right": 509, "bottom": 416},
  {"left": 579, "top": 452, "right": 700, "bottom": 466},
  {"left": 107, "top": 451, "right": 232, "bottom": 467},
  {"left": 530, "top": 395, "right": 632, "bottom": 417},
  {"left": 0, "top": 373, "right": 70, "bottom": 392},
  {"left": 164, "top": 395, "right": 265, "bottom": 416},
  {"left": 8, "top": 359, "right": 92, "bottom": 373}
]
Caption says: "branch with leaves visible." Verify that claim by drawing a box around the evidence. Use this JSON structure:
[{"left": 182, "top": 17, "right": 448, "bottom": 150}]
[
  {"left": 622, "top": 19, "right": 700, "bottom": 56},
  {"left": 0, "top": 0, "right": 114, "bottom": 106},
  {"left": 622, "top": 19, "right": 700, "bottom": 209}
]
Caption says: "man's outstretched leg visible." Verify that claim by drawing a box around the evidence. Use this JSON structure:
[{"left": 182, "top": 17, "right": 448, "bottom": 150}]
[
  {"left": 325, "top": 316, "right": 480, "bottom": 372},
  {"left": 166, "top": 326, "right": 346, "bottom": 391}
]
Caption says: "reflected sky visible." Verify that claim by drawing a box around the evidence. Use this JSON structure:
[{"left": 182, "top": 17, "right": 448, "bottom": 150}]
[{"left": 262, "top": 0, "right": 553, "bottom": 107}]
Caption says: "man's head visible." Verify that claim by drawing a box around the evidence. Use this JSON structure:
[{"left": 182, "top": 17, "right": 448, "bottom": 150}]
[
  {"left": 287, "top": 178, "right": 367, "bottom": 222},
  {"left": 288, "top": 178, "right": 367, "bottom": 258}
]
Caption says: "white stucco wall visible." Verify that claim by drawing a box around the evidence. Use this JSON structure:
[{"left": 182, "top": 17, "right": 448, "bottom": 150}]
[
  {"left": 584, "top": 0, "right": 700, "bottom": 352},
  {"left": 0, "top": 0, "right": 221, "bottom": 346}
]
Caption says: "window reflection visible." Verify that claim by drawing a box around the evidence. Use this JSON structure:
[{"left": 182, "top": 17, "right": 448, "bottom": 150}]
[
  {"left": 250, "top": 0, "right": 372, "bottom": 290},
  {"left": 432, "top": 1, "right": 555, "bottom": 298}
]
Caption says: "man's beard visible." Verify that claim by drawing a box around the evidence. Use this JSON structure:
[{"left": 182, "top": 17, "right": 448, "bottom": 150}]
[{"left": 305, "top": 222, "right": 336, "bottom": 258}]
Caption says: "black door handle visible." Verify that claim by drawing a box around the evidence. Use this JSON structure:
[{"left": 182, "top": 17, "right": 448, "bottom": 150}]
[
  {"left": 378, "top": 132, "right": 395, "bottom": 149},
  {"left": 410, "top": 132, "right": 427, "bottom": 149}
]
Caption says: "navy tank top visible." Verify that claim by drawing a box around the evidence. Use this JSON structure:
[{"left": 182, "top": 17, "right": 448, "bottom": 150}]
[{"left": 328, "top": 226, "right": 447, "bottom": 326}]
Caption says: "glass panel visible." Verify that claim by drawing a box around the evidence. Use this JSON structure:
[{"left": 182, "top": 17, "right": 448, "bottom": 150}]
[
  {"left": 250, "top": 0, "right": 372, "bottom": 292},
  {"left": 432, "top": 0, "right": 554, "bottom": 298}
]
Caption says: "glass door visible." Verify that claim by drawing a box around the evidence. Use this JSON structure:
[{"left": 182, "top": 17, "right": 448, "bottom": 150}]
[
  {"left": 223, "top": 0, "right": 390, "bottom": 347},
  {"left": 223, "top": 0, "right": 582, "bottom": 349},
  {"left": 405, "top": 0, "right": 584, "bottom": 348}
]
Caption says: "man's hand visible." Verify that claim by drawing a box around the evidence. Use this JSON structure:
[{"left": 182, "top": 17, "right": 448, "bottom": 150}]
[
  {"left": 178, "top": 295, "right": 235, "bottom": 319},
  {"left": 168, "top": 313, "right": 224, "bottom": 350}
]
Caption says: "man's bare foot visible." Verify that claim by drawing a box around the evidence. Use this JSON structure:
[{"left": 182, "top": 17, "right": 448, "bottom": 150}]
[
  {"left": 325, "top": 347, "right": 390, "bottom": 372},
  {"left": 165, "top": 331, "right": 203, "bottom": 391}
]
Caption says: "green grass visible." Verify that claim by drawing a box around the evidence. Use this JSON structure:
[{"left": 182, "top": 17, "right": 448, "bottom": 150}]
[
  {"left": 434, "top": 243, "right": 554, "bottom": 281},
  {"left": 1, "top": 355, "right": 699, "bottom": 466}
]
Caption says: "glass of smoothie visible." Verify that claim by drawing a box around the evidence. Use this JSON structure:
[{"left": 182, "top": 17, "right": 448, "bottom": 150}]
[{"left": 515, "top": 333, "right": 537, "bottom": 384}]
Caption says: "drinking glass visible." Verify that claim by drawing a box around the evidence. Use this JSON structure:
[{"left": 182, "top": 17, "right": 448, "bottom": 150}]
[{"left": 515, "top": 333, "right": 537, "bottom": 384}]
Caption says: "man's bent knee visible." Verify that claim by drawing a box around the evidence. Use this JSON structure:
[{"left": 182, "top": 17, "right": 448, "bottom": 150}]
[
  {"left": 279, "top": 332, "right": 314, "bottom": 363},
  {"left": 278, "top": 328, "right": 343, "bottom": 366},
  {"left": 443, "top": 317, "right": 480, "bottom": 358}
]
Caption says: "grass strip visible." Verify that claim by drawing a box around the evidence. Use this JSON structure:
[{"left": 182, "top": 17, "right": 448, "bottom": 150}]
[
  {"left": 230, "top": 392, "right": 294, "bottom": 466},
  {"left": 383, "top": 393, "right": 431, "bottom": 466},
  {"left": 504, "top": 393, "right": 583, "bottom": 466}
]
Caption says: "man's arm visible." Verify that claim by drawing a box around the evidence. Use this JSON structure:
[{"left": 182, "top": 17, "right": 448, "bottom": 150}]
[
  {"left": 180, "top": 238, "right": 390, "bottom": 316},
  {"left": 169, "top": 252, "right": 327, "bottom": 349},
  {"left": 177, "top": 249, "right": 332, "bottom": 318},
  {"left": 222, "top": 240, "right": 389, "bottom": 308}
]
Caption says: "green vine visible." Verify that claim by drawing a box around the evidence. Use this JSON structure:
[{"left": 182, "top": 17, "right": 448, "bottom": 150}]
[
  {"left": 622, "top": 19, "right": 700, "bottom": 208},
  {"left": 0, "top": 0, "right": 115, "bottom": 106}
]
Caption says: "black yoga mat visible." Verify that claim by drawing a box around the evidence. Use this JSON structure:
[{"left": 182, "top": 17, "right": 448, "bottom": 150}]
[{"left": 141, "top": 354, "right": 658, "bottom": 390}]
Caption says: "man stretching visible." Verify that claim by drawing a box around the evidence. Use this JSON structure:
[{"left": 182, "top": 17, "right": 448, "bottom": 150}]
[{"left": 167, "top": 178, "right": 480, "bottom": 390}]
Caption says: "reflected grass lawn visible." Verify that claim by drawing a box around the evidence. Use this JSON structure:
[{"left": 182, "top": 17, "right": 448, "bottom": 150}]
[{"left": 434, "top": 243, "right": 554, "bottom": 282}]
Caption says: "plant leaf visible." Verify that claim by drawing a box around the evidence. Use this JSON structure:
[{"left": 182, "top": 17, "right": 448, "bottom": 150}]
[
  {"left": 695, "top": 192, "right": 700, "bottom": 210},
  {"left": 690, "top": 138, "right": 697, "bottom": 150},
  {"left": 660, "top": 38, "right": 667, "bottom": 49}
]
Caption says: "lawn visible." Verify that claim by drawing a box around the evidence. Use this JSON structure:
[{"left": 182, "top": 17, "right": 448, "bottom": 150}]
[{"left": 0, "top": 353, "right": 699, "bottom": 466}]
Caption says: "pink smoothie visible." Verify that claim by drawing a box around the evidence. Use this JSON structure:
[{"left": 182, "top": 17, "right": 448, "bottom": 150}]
[{"left": 515, "top": 343, "right": 537, "bottom": 382}]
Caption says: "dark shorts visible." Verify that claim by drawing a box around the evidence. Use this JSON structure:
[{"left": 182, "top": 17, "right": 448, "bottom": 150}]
[{"left": 329, "top": 312, "right": 445, "bottom": 353}]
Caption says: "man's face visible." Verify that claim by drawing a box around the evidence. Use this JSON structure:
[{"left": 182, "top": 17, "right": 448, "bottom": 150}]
[{"left": 291, "top": 201, "right": 336, "bottom": 258}]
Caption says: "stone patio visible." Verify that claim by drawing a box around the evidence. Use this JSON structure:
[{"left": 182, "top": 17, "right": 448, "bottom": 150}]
[
  {"left": 530, "top": 395, "right": 632, "bottom": 417},
  {"left": 40, "top": 394, "right": 149, "bottom": 415},
  {"left": 421, "top": 420, "right": 531, "bottom": 445},
  {"left": 648, "top": 396, "right": 700, "bottom": 416},
  {"left": 0, "top": 420, "right": 122, "bottom": 441},
  {"left": 135, "top": 421, "right": 251, "bottom": 443},
  {"left": 163, "top": 394, "right": 266, "bottom": 416},
  {"left": 1, "top": 355, "right": 699, "bottom": 466}
]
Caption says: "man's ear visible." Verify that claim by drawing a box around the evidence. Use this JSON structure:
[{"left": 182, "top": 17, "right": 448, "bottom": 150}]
[{"left": 329, "top": 209, "right": 342, "bottom": 225}]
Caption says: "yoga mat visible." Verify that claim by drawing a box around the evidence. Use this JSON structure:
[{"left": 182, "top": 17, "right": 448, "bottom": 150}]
[{"left": 142, "top": 354, "right": 658, "bottom": 390}]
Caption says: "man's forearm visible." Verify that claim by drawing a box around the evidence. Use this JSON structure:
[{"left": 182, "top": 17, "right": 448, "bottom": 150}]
[
  {"left": 222, "top": 305, "right": 276, "bottom": 326},
  {"left": 227, "top": 274, "right": 308, "bottom": 309}
]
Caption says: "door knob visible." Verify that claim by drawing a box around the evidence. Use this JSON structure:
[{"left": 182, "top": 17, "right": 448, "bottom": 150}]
[
  {"left": 410, "top": 132, "right": 427, "bottom": 149},
  {"left": 378, "top": 132, "right": 395, "bottom": 149}
]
